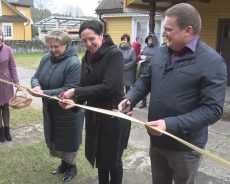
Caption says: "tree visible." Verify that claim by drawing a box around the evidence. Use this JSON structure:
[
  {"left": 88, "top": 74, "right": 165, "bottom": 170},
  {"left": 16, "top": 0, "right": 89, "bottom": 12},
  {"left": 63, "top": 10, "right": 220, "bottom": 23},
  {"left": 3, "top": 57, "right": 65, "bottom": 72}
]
[{"left": 33, "top": 0, "right": 54, "bottom": 21}]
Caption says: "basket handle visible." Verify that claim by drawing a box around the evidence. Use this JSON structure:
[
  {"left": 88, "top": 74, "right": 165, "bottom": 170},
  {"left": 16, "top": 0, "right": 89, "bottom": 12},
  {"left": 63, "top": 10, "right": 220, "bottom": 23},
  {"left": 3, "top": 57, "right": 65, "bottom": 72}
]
[{"left": 15, "top": 89, "right": 26, "bottom": 98}]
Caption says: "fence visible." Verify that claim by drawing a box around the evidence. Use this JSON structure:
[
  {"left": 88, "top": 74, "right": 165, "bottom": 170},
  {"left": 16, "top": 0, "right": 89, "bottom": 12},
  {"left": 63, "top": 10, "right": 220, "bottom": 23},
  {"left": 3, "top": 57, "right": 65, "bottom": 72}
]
[{"left": 4, "top": 40, "right": 85, "bottom": 54}]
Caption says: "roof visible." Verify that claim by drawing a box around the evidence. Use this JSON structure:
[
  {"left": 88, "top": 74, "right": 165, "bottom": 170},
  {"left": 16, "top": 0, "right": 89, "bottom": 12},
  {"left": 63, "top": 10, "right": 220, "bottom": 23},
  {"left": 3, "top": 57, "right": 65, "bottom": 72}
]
[
  {"left": 96, "top": 0, "right": 123, "bottom": 14},
  {"left": 0, "top": 15, "right": 27, "bottom": 22},
  {"left": 6, "top": 0, "right": 34, "bottom": 7},
  {"left": 0, "top": 0, "right": 29, "bottom": 22},
  {"left": 34, "top": 16, "right": 93, "bottom": 29}
]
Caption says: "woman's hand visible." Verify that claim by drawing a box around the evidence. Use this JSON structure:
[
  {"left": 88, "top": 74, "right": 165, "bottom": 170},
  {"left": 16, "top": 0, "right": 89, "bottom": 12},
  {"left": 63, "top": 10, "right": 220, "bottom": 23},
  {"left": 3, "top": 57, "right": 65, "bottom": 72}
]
[
  {"left": 27, "top": 87, "right": 44, "bottom": 97},
  {"left": 59, "top": 99, "right": 75, "bottom": 109},
  {"left": 118, "top": 99, "right": 132, "bottom": 116},
  {"left": 61, "top": 88, "right": 75, "bottom": 99}
]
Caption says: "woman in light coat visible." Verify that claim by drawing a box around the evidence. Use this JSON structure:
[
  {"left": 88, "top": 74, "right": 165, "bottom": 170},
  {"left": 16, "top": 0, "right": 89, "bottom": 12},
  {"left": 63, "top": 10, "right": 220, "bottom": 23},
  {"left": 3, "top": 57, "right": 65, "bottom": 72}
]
[{"left": 0, "top": 29, "right": 19, "bottom": 142}]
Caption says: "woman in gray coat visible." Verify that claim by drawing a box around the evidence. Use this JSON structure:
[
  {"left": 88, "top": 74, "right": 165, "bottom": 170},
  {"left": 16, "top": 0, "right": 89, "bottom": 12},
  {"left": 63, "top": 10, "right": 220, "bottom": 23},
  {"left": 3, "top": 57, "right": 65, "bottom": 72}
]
[
  {"left": 29, "top": 30, "right": 84, "bottom": 182},
  {"left": 119, "top": 34, "right": 136, "bottom": 94}
]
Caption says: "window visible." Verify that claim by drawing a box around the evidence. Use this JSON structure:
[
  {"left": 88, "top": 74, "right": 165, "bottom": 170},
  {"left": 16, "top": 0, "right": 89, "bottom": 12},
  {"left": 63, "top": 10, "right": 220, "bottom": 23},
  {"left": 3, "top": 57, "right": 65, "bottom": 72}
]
[
  {"left": 2, "top": 23, "right": 13, "bottom": 40},
  {"left": 0, "top": 0, "right": 2, "bottom": 16}
]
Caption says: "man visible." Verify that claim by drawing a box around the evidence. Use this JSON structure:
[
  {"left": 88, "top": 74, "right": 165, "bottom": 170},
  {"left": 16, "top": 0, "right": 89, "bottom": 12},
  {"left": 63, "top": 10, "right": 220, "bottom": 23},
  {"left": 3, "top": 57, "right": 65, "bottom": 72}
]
[{"left": 118, "top": 3, "right": 227, "bottom": 184}]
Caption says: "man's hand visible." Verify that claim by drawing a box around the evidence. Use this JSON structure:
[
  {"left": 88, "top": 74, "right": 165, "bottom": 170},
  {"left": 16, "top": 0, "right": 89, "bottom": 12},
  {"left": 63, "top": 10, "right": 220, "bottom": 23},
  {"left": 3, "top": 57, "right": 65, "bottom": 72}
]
[
  {"left": 61, "top": 88, "right": 75, "bottom": 99},
  {"left": 118, "top": 99, "right": 132, "bottom": 116},
  {"left": 58, "top": 99, "right": 75, "bottom": 109},
  {"left": 145, "top": 119, "right": 166, "bottom": 136}
]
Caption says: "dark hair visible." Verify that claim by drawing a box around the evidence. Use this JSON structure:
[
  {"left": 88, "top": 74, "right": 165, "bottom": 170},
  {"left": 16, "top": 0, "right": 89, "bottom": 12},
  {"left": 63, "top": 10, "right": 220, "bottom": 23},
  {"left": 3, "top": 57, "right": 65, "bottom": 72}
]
[
  {"left": 165, "top": 3, "right": 201, "bottom": 34},
  {"left": 121, "top": 33, "right": 130, "bottom": 42},
  {"left": 79, "top": 19, "right": 104, "bottom": 37}
]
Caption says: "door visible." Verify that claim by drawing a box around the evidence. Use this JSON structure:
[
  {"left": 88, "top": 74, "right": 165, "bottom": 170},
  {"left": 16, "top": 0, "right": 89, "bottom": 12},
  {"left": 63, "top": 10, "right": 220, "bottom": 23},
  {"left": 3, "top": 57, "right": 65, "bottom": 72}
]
[{"left": 217, "top": 19, "right": 230, "bottom": 85}]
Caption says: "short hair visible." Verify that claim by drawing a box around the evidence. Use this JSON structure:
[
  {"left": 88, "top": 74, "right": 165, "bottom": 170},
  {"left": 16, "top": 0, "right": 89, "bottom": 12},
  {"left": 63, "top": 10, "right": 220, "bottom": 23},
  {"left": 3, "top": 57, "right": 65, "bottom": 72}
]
[
  {"left": 79, "top": 19, "right": 103, "bottom": 37},
  {"left": 121, "top": 33, "right": 130, "bottom": 42},
  {"left": 44, "top": 30, "right": 71, "bottom": 45},
  {"left": 165, "top": 3, "right": 201, "bottom": 34}
]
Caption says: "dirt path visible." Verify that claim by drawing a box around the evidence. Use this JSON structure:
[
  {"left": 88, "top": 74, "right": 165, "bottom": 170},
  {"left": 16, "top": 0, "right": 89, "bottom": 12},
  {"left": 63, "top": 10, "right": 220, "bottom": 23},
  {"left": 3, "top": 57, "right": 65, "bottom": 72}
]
[{"left": 0, "top": 123, "right": 44, "bottom": 151}]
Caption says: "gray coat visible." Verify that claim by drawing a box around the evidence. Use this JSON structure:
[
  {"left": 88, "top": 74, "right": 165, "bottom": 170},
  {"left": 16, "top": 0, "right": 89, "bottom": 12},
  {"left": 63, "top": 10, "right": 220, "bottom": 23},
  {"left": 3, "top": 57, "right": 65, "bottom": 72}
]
[
  {"left": 31, "top": 43, "right": 84, "bottom": 152},
  {"left": 119, "top": 44, "right": 136, "bottom": 86},
  {"left": 126, "top": 40, "right": 227, "bottom": 151}
]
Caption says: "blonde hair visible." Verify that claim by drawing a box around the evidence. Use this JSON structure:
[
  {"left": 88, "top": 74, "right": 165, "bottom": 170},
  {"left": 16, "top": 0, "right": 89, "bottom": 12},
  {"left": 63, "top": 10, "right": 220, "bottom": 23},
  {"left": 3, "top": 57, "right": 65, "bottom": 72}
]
[{"left": 44, "top": 30, "right": 71, "bottom": 45}]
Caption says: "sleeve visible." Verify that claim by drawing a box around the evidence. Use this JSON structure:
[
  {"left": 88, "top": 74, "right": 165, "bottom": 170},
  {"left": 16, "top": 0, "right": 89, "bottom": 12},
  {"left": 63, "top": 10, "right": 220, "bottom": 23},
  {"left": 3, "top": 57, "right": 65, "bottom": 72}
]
[
  {"left": 43, "top": 58, "right": 81, "bottom": 96},
  {"left": 164, "top": 57, "right": 227, "bottom": 134},
  {"left": 124, "top": 49, "right": 136, "bottom": 70},
  {"left": 8, "top": 48, "right": 19, "bottom": 83},
  {"left": 74, "top": 50, "right": 124, "bottom": 101},
  {"left": 31, "top": 56, "right": 46, "bottom": 88}
]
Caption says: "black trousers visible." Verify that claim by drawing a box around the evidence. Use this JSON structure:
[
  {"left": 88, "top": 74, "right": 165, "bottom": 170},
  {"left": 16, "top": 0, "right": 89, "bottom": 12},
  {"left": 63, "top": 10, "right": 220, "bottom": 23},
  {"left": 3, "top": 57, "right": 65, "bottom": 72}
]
[{"left": 98, "top": 159, "right": 123, "bottom": 184}]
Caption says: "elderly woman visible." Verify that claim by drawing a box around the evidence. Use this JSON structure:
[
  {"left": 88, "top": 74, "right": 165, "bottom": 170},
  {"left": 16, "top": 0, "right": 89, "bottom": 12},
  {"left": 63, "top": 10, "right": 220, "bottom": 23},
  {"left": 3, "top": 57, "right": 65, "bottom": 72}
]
[
  {"left": 119, "top": 34, "right": 136, "bottom": 94},
  {"left": 0, "top": 29, "right": 19, "bottom": 142},
  {"left": 29, "top": 30, "right": 84, "bottom": 182},
  {"left": 59, "top": 20, "right": 131, "bottom": 184}
]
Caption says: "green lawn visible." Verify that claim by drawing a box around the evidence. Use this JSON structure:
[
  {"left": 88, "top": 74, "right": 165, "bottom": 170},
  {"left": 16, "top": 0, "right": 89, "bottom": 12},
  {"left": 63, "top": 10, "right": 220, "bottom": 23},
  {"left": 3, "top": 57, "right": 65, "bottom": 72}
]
[
  {"left": 0, "top": 139, "right": 96, "bottom": 184},
  {"left": 14, "top": 52, "right": 84, "bottom": 70}
]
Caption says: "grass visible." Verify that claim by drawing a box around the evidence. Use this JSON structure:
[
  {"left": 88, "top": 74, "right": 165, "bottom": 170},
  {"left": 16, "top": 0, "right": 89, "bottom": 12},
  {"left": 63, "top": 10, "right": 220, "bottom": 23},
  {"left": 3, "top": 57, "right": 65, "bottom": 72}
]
[
  {"left": 0, "top": 139, "right": 96, "bottom": 184},
  {"left": 14, "top": 52, "right": 84, "bottom": 70},
  {"left": 10, "top": 107, "right": 43, "bottom": 128}
]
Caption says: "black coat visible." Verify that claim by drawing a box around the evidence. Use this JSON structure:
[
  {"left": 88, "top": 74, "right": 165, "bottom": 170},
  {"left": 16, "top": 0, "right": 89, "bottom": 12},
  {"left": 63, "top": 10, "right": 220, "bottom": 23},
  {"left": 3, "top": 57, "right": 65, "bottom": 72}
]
[
  {"left": 75, "top": 35, "right": 131, "bottom": 169},
  {"left": 31, "top": 43, "right": 84, "bottom": 152},
  {"left": 126, "top": 40, "right": 227, "bottom": 150}
]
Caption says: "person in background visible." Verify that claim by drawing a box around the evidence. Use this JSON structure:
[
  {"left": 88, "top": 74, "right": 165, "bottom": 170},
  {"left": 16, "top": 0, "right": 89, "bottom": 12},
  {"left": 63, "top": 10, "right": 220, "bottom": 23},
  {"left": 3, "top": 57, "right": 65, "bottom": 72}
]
[
  {"left": 0, "top": 29, "right": 20, "bottom": 142},
  {"left": 118, "top": 3, "right": 227, "bottom": 184},
  {"left": 138, "top": 34, "right": 158, "bottom": 108},
  {"left": 59, "top": 20, "right": 131, "bottom": 184},
  {"left": 131, "top": 36, "right": 142, "bottom": 63},
  {"left": 29, "top": 30, "right": 84, "bottom": 182},
  {"left": 119, "top": 33, "right": 136, "bottom": 94}
]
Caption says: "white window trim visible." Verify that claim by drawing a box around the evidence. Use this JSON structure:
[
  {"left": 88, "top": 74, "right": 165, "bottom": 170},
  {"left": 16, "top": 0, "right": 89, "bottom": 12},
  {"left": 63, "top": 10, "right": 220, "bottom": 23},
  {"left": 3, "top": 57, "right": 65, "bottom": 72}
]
[
  {"left": 132, "top": 15, "right": 164, "bottom": 44},
  {"left": 2, "top": 23, "right": 14, "bottom": 40},
  {"left": 0, "top": 0, "right": 2, "bottom": 16}
]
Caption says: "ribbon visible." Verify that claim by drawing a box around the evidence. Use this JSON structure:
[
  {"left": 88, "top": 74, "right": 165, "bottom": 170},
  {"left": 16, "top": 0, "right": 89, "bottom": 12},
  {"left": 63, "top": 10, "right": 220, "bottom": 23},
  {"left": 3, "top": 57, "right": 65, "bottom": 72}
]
[{"left": 0, "top": 77, "right": 230, "bottom": 168}]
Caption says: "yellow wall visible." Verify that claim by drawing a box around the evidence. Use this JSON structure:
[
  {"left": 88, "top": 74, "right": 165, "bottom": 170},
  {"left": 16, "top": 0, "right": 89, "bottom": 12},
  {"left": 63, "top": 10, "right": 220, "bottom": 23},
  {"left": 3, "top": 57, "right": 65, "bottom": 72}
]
[
  {"left": 15, "top": 6, "right": 32, "bottom": 40},
  {"left": 106, "top": 17, "right": 132, "bottom": 45},
  {"left": 2, "top": 2, "right": 17, "bottom": 16},
  {"left": 189, "top": 0, "right": 230, "bottom": 49},
  {"left": 1, "top": 1, "right": 31, "bottom": 40}
]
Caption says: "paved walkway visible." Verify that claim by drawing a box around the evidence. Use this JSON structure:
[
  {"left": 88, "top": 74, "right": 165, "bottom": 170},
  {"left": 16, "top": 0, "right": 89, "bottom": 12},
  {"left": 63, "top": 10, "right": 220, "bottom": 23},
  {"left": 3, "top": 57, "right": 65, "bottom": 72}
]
[{"left": 17, "top": 67, "right": 230, "bottom": 184}]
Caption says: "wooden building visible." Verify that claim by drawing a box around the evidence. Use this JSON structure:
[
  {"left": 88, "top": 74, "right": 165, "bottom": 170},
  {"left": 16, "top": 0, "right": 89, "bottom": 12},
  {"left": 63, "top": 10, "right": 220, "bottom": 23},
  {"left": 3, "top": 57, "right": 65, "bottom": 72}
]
[{"left": 0, "top": 0, "right": 33, "bottom": 40}]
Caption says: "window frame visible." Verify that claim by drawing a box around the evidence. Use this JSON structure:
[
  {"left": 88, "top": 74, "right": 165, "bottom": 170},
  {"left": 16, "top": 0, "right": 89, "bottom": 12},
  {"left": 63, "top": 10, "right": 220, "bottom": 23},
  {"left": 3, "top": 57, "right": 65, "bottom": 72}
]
[{"left": 2, "top": 23, "right": 14, "bottom": 40}]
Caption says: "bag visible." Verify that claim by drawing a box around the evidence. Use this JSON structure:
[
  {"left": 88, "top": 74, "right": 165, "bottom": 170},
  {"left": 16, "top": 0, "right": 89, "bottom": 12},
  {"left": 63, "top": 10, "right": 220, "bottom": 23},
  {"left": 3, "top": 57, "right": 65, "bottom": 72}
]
[{"left": 9, "top": 89, "right": 32, "bottom": 109}]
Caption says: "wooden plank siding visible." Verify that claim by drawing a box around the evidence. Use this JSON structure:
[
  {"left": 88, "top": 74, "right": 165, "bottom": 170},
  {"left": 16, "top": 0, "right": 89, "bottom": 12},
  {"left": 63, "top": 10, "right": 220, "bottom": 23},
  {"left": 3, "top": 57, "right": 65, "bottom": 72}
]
[
  {"left": 13, "top": 22, "right": 25, "bottom": 40},
  {"left": 15, "top": 6, "right": 32, "bottom": 40},
  {"left": 189, "top": 0, "right": 230, "bottom": 49},
  {"left": 2, "top": 2, "right": 16, "bottom": 16},
  {"left": 106, "top": 17, "right": 132, "bottom": 45}
]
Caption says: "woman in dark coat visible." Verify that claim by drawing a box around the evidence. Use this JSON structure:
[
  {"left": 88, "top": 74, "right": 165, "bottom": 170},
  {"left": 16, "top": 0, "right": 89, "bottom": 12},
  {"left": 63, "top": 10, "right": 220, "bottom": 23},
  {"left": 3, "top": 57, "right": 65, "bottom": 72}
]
[
  {"left": 119, "top": 34, "right": 136, "bottom": 94},
  {"left": 0, "top": 29, "right": 19, "bottom": 142},
  {"left": 29, "top": 30, "right": 84, "bottom": 182},
  {"left": 59, "top": 20, "right": 131, "bottom": 184}
]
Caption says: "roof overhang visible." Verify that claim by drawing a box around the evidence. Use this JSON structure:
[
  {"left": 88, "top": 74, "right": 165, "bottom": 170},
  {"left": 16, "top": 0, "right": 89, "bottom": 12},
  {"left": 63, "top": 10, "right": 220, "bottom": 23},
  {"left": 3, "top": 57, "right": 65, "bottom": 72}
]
[{"left": 124, "top": 0, "right": 210, "bottom": 11}]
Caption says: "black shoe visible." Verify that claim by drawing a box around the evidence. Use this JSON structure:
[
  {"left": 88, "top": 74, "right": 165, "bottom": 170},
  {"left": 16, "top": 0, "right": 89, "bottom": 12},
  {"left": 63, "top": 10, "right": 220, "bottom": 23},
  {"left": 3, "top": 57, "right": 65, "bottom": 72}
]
[
  {"left": 4, "top": 127, "right": 12, "bottom": 141},
  {"left": 51, "top": 160, "right": 68, "bottom": 175},
  {"left": 0, "top": 127, "right": 5, "bottom": 142},
  {"left": 63, "top": 165, "right": 77, "bottom": 182},
  {"left": 139, "top": 104, "right": 146, "bottom": 109}
]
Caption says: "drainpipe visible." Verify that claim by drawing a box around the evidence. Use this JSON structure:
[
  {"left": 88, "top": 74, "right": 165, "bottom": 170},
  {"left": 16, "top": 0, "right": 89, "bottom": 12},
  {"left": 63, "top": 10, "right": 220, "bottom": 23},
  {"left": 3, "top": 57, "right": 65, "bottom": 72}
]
[{"left": 99, "top": 14, "right": 106, "bottom": 34}]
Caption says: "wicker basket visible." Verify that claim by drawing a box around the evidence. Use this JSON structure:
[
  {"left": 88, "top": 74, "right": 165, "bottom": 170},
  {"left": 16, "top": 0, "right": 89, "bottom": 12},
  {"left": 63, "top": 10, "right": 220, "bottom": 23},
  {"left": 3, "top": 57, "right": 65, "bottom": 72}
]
[{"left": 9, "top": 90, "right": 32, "bottom": 109}]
